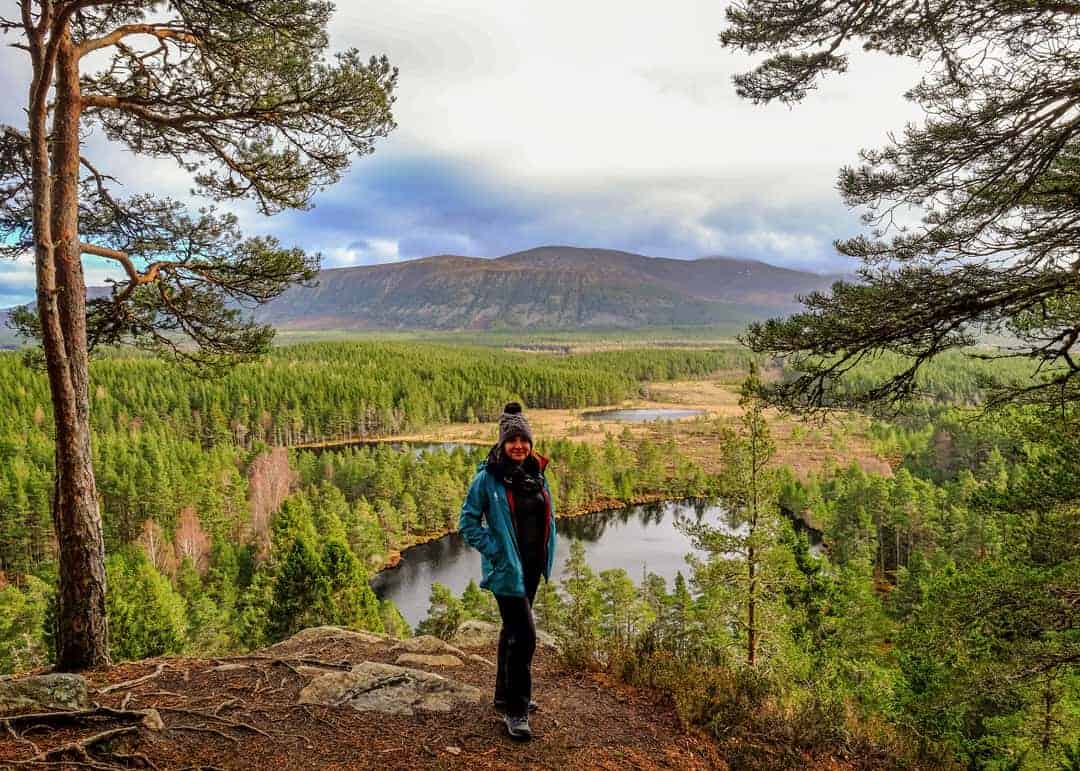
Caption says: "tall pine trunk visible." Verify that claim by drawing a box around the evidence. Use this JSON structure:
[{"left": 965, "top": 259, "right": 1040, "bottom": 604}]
[{"left": 32, "top": 24, "right": 110, "bottom": 671}]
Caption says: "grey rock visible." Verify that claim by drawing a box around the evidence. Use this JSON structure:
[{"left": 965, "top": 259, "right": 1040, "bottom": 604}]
[
  {"left": 0, "top": 673, "right": 89, "bottom": 714},
  {"left": 449, "top": 620, "right": 500, "bottom": 649},
  {"left": 278, "top": 626, "right": 391, "bottom": 647},
  {"left": 141, "top": 708, "right": 165, "bottom": 731},
  {"left": 298, "top": 661, "right": 482, "bottom": 716},
  {"left": 389, "top": 635, "right": 465, "bottom": 658},
  {"left": 450, "top": 620, "right": 559, "bottom": 651},
  {"left": 467, "top": 654, "right": 494, "bottom": 668}
]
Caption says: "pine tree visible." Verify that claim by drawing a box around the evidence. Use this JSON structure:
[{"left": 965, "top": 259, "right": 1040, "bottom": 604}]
[
  {"left": 1, "top": 0, "right": 396, "bottom": 670},
  {"left": 416, "top": 583, "right": 464, "bottom": 640},
  {"left": 560, "top": 540, "right": 603, "bottom": 668},
  {"left": 267, "top": 536, "right": 323, "bottom": 641},
  {"left": 533, "top": 578, "right": 566, "bottom": 633},
  {"left": 682, "top": 366, "right": 800, "bottom": 668},
  {"left": 722, "top": 1, "right": 1080, "bottom": 411}
]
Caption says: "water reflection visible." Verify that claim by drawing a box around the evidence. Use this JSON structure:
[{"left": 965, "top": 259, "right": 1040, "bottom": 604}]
[
  {"left": 371, "top": 498, "right": 820, "bottom": 628},
  {"left": 581, "top": 408, "right": 705, "bottom": 423}
]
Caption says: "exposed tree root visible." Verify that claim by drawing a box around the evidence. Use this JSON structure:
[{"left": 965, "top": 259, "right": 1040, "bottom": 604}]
[
  {"left": 215, "top": 654, "right": 351, "bottom": 671},
  {"left": 167, "top": 724, "right": 239, "bottom": 744},
  {"left": 112, "top": 750, "right": 161, "bottom": 770},
  {"left": 98, "top": 663, "right": 167, "bottom": 694},
  {"left": 154, "top": 707, "right": 271, "bottom": 738},
  {"left": 4, "top": 720, "right": 40, "bottom": 755},
  {"left": 38, "top": 725, "right": 138, "bottom": 761},
  {"left": 2, "top": 705, "right": 150, "bottom": 727},
  {"left": 3, "top": 724, "right": 145, "bottom": 771}
]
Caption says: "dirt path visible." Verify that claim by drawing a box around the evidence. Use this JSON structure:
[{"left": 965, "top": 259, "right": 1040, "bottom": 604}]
[{"left": 0, "top": 631, "right": 726, "bottom": 771}]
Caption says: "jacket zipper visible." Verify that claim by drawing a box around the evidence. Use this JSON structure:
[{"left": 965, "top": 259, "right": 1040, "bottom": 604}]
[{"left": 503, "top": 485, "right": 524, "bottom": 565}]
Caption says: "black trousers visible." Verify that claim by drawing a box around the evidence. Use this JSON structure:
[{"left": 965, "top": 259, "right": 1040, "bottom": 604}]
[{"left": 494, "top": 565, "right": 542, "bottom": 716}]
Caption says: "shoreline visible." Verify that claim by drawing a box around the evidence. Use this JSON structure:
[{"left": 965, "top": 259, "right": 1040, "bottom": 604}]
[
  {"left": 375, "top": 493, "right": 825, "bottom": 576},
  {"left": 375, "top": 491, "right": 677, "bottom": 572}
]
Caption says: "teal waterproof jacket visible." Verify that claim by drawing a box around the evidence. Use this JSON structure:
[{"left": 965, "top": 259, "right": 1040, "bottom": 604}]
[{"left": 458, "top": 452, "right": 557, "bottom": 597}]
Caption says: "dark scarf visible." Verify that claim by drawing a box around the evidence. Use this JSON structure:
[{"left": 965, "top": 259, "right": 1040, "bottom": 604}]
[{"left": 488, "top": 445, "right": 544, "bottom": 494}]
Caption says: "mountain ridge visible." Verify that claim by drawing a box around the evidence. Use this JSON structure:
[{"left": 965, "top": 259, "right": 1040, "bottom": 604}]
[
  {"left": 254, "top": 245, "right": 841, "bottom": 330},
  {"left": 0, "top": 246, "right": 842, "bottom": 338}
]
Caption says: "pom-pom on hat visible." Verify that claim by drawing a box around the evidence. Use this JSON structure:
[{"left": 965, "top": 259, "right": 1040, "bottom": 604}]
[{"left": 498, "top": 402, "right": 534, "bottom": 447}]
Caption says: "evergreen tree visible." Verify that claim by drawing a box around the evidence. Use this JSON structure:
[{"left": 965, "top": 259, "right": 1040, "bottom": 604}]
[
  {"left": 533, "top": 578, "right": 566, "bottom": 633},
  {"left": 560, "top": 540, "right": 603, "bottom": 668},
  {"left": 266, "top": 536, "right": 323, "bottom": 641},
  {"left": 0, "top": 576, "right": 51, "bottom": 674},
  {"left": 722, "top": 1, "right": 1080, "bottom": 411},
  {"left": 2, "top": 0, "right": 396, "bottom": 671},
  {"left": 460, "top": 579, "right": 499, "bottom": 624},
  {"left": 416, "top": 583, "right": 464, "bottom": 640},
  {"left": 683, "top": 366, "right": 801, "bottom": 668},
  {"left": 105, "top": 548, "right": 188, "bottom": 661}
]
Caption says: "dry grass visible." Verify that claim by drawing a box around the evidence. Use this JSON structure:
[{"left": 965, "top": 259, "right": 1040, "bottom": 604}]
[{"left": 317, "top": 378, "right": 893, "bottom": 481}]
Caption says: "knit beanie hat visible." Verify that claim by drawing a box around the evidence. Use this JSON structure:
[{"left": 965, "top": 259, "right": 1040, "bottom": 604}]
[{"left": 498, "top": 402, "right": 534, "bottom": 447}]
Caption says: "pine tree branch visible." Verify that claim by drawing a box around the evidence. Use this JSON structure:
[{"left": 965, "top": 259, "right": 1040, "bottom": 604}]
[{"left": 76, "top": 23, "right": 200, "bottom": 58}]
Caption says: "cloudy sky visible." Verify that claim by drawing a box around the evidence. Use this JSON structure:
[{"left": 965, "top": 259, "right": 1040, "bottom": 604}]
[{"left": 0, "top": 1, "right": 925, "bottom": 306}]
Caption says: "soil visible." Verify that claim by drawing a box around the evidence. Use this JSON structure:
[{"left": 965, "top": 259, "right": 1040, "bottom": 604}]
[{"left": 0, "top": 633, "right": 729, "bottom": 771}]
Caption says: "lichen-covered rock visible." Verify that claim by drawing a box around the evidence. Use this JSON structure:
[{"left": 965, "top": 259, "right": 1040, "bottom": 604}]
[
  {"left": 298, "top": 661, "right": 481, "bottom": 716},
  {"left": 389, "top": 635, "right": 465, "bottom": 658},
  {"left": 450, "top": 620, "right": 559, "bottom": 650},
  {"left": 449, "top": 620, "right": 499, "bottom": 648},
  {"left": 0, "top": 673, "right": 89, "bottom": 714},
  {"left": 141, "top": 708, "right": 166, "bottom": 731},
  {"left": 394, "top": 653, "right": 463, "bottom": 668},
  {"left": 278, "top": 626, "right": 390, "bottom": 647}
]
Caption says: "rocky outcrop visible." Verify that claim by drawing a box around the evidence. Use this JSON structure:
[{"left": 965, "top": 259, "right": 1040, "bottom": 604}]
[
  {"left": 298, "top": 661, "right": 482, "bottom": 716},
  {"left": 0, "top": 673, "right": 90, "bottom": 714},
  {"left": 449, "top": 620, "right": 499, "bottom": 649},
  {"left": 275, "top": 626, "right": 390, "bottom": 648},
  {"left": 450, "top": 620, "right": 558, "bottom": 650},
  {"left": 389, "top": 635, "right": 465, "bottom": 658}
]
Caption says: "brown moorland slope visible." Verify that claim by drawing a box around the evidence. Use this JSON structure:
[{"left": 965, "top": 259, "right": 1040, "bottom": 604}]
[{"left": 253, "top": 246, "right": 842, "bottom": 330}]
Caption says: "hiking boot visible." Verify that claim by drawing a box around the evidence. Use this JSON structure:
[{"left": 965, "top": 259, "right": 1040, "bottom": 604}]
[
  {"left": 504, "top": 712, "right": 532, "bottom": 742},
  {"left": 494, "top": 697, "right": 538, "bottom": 713}
]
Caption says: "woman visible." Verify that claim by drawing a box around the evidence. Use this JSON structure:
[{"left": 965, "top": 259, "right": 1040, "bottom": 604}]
[{"left": 458, "top": 402, "right": 557, "bottom": 742}]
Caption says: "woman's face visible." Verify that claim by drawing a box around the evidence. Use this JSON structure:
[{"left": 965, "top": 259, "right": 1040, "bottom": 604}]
[{"left": 504, "top": 435, "right": 531, "bottom": 463}]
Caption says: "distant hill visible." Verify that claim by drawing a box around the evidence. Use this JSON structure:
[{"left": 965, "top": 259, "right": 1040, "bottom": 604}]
[
  {"left": 0, "top": 247, "right": 842, "bottom": 339},
  {"left": 254, "top": 246, "right": 841, "bottom": 330}
]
